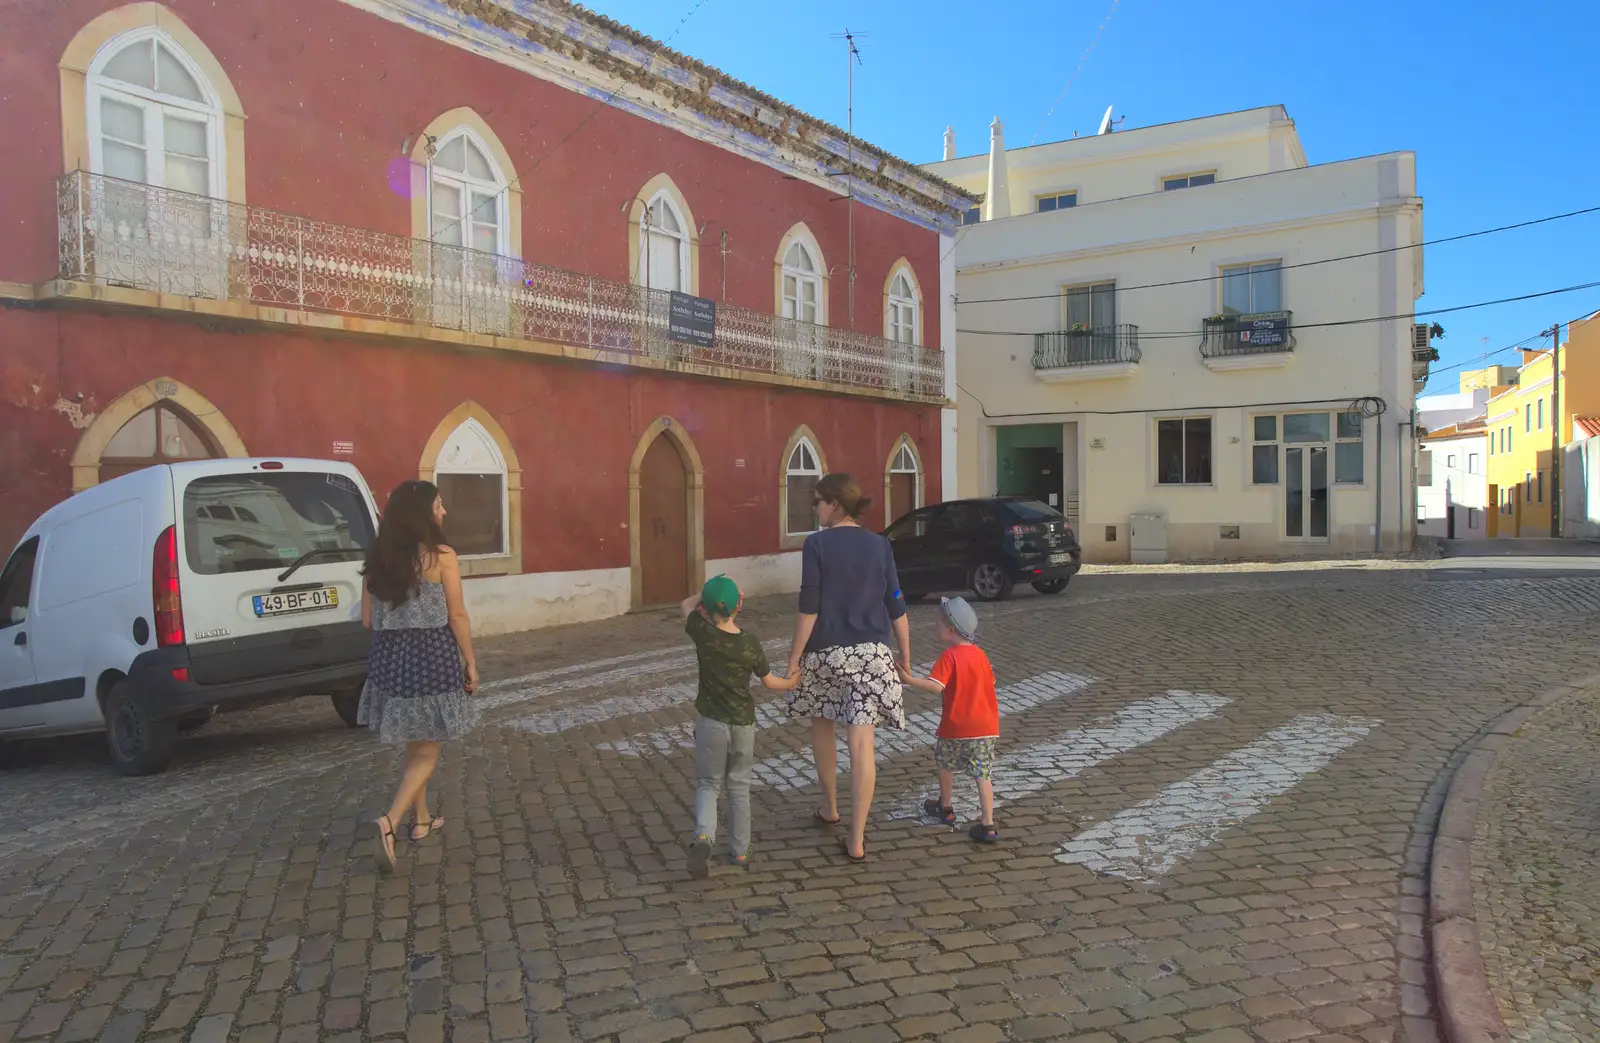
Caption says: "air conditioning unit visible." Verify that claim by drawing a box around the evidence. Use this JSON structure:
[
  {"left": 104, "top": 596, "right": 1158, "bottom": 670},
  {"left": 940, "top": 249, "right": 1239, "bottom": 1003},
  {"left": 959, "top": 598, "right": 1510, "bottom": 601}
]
[{"left": 1412, "top": 323, "right": 1431, "bottom": 353}]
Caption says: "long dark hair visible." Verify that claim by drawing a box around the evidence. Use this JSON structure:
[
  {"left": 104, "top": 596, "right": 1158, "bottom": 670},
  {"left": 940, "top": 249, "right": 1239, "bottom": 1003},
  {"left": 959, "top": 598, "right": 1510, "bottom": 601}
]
[{"left": 363, "top": 480, "right": 446, "bottom": 605}]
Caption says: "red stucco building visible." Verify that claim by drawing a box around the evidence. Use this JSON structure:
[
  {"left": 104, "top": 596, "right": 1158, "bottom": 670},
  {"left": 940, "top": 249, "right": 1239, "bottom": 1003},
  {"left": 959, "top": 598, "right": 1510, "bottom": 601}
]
[{"left": 0, "top": 0, "right": 971, "bottom": 632}]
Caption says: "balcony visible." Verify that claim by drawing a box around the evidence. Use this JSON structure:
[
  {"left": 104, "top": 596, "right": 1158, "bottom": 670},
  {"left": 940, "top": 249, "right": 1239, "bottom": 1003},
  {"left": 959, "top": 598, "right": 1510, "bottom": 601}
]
[
  {"left": 1031, "top": 324, "right": 1140, "bottom": 382},
  {"left": 1199, "top": 310, "right": 1295, "bottom": 371},
  {"left": 52, "top": 171, "right": 944, "bottom": 401}
]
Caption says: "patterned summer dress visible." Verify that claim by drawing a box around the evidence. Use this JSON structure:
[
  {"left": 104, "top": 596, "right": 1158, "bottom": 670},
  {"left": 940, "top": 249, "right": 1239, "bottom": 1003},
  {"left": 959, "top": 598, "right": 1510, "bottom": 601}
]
[{"left": 356, "top": 580, "right": 479, "bottom": 744}]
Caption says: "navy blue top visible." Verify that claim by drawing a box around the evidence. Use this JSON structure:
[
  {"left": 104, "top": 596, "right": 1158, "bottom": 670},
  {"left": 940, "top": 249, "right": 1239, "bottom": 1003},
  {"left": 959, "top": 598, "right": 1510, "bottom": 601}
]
[{"left": 798, "top": 525, "right": 907, "bottom": 653}]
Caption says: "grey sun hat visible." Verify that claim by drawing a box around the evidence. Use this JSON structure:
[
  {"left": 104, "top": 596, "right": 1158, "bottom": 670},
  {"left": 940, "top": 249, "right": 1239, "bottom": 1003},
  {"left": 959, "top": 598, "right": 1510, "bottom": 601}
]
[{"left": 939, "top": 597, "right": 978, "bottom": 642}]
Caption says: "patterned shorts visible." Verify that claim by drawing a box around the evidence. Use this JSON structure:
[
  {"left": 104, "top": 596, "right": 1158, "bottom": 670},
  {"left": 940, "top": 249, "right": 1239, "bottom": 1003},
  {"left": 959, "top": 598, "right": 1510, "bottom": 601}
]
[{"left": 934, "top": 737, "right": 997, "bottom": 780}]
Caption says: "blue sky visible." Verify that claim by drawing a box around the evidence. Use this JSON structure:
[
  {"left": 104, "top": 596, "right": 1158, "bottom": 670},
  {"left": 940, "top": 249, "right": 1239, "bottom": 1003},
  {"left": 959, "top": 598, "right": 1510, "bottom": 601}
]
[{"left": 596, "top": 0, "right": 1600, "bottom": 385}]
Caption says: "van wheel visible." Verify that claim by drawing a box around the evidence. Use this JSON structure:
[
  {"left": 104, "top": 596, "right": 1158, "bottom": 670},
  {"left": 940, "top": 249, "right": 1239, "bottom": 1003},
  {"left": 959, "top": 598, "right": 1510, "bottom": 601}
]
[
  {"left": 1032, "top": 578, "right": 1070, "bottom": 595},
  {"left": 105, "top": 681, "right": 177, "bottom": 776},
  {"left": 971, "top": 562, "right": 1015, "bottom": 602},
  {"left": 331, "top": 690, "right": 363, "bottom": 728}
]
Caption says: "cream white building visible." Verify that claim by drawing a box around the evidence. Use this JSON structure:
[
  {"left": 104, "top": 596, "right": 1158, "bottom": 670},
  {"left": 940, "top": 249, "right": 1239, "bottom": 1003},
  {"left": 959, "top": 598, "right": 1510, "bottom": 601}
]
[
  {"left": 924, "top": 106, "right": 1428, "bottom": 561},
  {"left": 1417, "top": 422, "right": 1489, "bottom": 540}
]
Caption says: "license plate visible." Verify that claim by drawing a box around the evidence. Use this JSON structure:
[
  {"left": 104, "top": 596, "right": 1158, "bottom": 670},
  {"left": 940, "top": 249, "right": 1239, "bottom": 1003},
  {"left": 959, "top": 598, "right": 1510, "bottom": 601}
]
[
  {"left": 1049, "top": 553, "right": 1070, "bottom": 565},
  {"left": 253, "top": 587, "right": 339, "bottom": 617}
]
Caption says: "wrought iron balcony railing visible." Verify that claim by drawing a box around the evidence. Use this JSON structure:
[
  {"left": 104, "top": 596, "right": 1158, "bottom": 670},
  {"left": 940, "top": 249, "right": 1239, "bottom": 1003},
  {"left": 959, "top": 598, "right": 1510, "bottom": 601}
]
[
  {"left": 1032, "top": 324, "right": 1140, "bottom": 369},
  {"left": 1200, "top": 310, "right": 1295, "bottom": 357},
  {"left": 54, "top": 171, "right": 943, "bottom": 399}
]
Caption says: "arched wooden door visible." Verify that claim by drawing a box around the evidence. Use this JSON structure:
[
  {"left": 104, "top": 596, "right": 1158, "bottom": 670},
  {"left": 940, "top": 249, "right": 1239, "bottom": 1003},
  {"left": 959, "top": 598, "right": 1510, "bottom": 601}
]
[{"left": 639, "top": 435, "right": 690, "bottom": 606}]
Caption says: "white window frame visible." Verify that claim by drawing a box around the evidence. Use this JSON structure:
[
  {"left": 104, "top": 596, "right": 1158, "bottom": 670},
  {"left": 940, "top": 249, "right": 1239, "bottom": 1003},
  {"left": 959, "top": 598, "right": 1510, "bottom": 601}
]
[
  {"left": 886, "top": 270, "right": 919, "bottom": 345},
  {"left": 86, "top": 28, "right": 225, "bottom": 197},
  {"left": 639, "top": 189, "right": 691, "bottom": 293},
  {"left": 1154, "top": 415, "right": 1214, "bottom": 487},
  {"left": 434, "top": 417, "right": 510, "bottom": 559},
  {"left": 781, "top": 241, "right": 823, "bottom": 325},
  {"left": 1035, "top": 191, "right": 1079, "bottom": 212},
  {"left": 1162, "top": 170, "right": 1217, "bottom": 191},
  {"left": 428, "top": 126, "right": 509, "bottom": 256},
  {"left": 784, "top": 436, "right": 824, "bottom": 537},
  {"left": 1218, "top": 259, "right": 1284, "bottom": 316}
]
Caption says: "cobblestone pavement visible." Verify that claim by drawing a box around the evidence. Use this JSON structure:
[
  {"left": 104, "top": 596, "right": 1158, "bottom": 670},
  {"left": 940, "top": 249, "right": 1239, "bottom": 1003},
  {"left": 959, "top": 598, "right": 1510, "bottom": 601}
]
[
  {"left": 1472, "top": 686, "right": 1600, "bottom": 1043},
  {"left": 2, "top": 563, "right": 1599, "bottom": 1043}
]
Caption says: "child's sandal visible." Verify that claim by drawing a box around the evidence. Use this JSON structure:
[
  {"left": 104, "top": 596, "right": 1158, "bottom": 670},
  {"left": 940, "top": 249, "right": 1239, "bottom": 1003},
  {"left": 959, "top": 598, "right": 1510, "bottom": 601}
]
[
  {"left": 922, "top": 799, "right": 956, "bottom": 825},
  {"left": 968, "top": 822, "right": 999, "bottom": 844}
]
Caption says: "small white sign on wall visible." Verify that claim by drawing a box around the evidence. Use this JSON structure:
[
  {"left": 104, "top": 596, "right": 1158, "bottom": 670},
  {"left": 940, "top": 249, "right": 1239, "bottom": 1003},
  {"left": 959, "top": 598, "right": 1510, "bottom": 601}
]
[
  {"left": 332, "top": 440, "right": 355, "bottom": 456},
  {"left": 1091, "top": 438, "right": 1106, "bottom": 450}
]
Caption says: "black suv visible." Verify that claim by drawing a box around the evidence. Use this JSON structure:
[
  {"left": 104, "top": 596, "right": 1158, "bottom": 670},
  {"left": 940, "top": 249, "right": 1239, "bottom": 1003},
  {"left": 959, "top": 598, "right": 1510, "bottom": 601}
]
[{"left": 884, "top": 497, "right": 1082, "bottom": 602}]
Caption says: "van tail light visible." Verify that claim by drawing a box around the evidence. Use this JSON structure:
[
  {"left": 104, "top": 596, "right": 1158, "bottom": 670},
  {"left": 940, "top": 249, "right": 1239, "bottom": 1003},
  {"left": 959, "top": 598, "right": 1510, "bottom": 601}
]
[{"left": 152, "top": 525, "right": 185, "bottom": 647}]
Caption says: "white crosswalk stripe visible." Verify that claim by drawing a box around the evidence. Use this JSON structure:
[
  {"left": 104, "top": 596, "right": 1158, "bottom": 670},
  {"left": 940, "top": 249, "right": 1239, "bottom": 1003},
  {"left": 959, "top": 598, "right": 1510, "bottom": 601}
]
[
  {"left": 749, "top": 672, "right": 1096, "bottom": 792},
  {"left": 1054, "top": 712, "right": 1379, "bottom": 881},
  {"left": 894, "top": 690, "right": 1231, "bottom": 823}
]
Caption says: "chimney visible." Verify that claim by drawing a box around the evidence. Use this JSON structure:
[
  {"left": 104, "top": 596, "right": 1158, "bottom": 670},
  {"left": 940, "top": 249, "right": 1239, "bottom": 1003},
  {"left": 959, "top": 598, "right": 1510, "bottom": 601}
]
[
  {"left": 942, "top": 126, "right": 955, "bottom": 162},
  {"left": 985, "top": 117, "right": 1010, "bottom": 221}
]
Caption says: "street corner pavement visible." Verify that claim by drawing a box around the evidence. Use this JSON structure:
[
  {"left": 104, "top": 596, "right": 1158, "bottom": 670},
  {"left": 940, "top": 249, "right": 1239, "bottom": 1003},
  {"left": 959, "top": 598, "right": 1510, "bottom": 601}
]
[
  {"left": 1468, "top": 684, "right": 1600, "bottom": 1043},
  {"left": 1, "top": 565, "right": 1600, "bottom": 1043}
]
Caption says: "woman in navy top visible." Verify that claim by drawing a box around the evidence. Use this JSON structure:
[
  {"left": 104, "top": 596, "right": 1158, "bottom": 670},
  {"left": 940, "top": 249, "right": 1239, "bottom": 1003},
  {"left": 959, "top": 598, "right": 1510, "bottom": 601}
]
[{"left": 785, "top": 473, "right": 911, "bottom": 862}]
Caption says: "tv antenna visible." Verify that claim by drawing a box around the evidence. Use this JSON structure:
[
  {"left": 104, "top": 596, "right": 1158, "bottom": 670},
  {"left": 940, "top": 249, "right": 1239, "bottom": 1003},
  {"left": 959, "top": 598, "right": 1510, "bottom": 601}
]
[{"left": 830, "top": 29, "right": 866, "bottom": 327}]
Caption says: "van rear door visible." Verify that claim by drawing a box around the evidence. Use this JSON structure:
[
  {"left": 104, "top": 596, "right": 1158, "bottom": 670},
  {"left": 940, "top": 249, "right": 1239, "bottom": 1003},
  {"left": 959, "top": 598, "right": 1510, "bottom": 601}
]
[{"left": 173, "top": 461, "right": 377, "bottom": 685}]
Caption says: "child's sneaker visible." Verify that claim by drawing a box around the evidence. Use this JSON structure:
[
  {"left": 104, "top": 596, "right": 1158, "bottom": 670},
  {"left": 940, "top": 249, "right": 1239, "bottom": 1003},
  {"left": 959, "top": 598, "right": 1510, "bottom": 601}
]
[
  {"left": 729, "top": 848, "right": 751, "bottom": 870},
  {"left": 923, "top": 799, "right": 956, "bottom": 825},
  {"left": 968, "top": 822, "right": 998, "bottom": 844},
  {"left": 688, "top": 835, "right": 712, "bottom": 879}
]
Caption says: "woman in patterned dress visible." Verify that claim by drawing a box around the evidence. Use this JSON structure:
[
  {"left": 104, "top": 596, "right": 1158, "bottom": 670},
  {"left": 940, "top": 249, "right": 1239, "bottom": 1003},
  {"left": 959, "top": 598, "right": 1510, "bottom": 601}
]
[
  {"left": 358, "top": 480, "right": 480, "bottom": 872},
  {"left": 786, "top": 473, "right": 912, "bottom": 862}
]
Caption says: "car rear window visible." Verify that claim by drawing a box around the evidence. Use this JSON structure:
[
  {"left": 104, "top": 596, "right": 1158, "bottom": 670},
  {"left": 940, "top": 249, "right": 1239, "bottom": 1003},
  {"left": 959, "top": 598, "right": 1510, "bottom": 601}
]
[
  {"left": 1001, "top": 500, "right": 1065, "bottom": 523},
  {"left": 182, "top": 472, "right": 374, "bottom": 575}
]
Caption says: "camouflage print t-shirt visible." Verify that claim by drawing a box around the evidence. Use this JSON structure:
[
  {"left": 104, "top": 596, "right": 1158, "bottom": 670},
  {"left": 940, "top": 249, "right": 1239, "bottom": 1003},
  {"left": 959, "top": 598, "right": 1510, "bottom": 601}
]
[{"left": 685, "top": 609, "right": 770, "bottom": 727}]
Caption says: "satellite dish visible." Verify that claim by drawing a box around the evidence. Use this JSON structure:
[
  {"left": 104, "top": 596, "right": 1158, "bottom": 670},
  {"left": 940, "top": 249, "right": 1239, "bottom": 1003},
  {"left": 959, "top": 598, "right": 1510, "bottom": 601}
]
[{"left": 1097, "top": 105, "right": 1114, "bottom": 135}]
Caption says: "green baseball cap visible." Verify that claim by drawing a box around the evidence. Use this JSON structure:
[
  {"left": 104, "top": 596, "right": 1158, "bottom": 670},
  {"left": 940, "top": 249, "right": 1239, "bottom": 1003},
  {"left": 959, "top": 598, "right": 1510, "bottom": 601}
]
[{"left": 701, "top": 574, "right": 741, "bottom": 616}]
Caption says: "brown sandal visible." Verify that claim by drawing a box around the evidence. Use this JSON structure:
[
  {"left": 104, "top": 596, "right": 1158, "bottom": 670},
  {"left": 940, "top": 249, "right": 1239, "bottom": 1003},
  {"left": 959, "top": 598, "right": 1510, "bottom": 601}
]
[
  {"left": 372, "top": 815, "right": 397, "bottom": 873},
  {"left": 409, "top": 816, "right": 445, "bottom": 841}
]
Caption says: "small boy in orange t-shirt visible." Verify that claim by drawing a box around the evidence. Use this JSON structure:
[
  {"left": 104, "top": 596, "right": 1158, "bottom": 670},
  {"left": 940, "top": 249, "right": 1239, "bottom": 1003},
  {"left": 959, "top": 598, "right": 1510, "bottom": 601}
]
[{"left": 900, "top": 597, "right": 1000, "bottom": 843}]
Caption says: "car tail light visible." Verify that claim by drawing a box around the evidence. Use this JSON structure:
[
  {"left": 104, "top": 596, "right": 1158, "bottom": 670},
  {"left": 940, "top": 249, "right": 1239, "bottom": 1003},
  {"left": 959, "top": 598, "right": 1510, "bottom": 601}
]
[{"left": 152, "top": 525, "right": 185, "bottom": 647}]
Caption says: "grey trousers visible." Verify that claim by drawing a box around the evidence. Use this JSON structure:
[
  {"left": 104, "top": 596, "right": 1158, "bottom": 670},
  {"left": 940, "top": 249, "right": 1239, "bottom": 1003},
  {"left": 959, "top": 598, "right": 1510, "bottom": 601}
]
[{"left": 693, "top": 716, "right": 756, "bottom": 857}]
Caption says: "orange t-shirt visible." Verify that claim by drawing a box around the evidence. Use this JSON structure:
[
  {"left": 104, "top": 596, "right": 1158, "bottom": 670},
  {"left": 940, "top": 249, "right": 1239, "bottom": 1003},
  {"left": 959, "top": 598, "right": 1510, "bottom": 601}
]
[{"left": 931, "top": 643, "right": 999, "bottom": 739}]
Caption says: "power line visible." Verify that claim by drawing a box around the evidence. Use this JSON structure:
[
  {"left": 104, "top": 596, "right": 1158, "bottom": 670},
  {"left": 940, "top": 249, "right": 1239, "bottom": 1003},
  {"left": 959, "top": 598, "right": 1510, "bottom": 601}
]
[
  {"left": 955, "top": 278, "right": 1600, "bottom": 339},
  {"left": 427, "top": 0, "right": 716, "bottom": 245},
  {"left": 954, "top": 202, "right": 1600, "bottom": 307},
  {"left": 1427, "top": 305, "right": 1596, "bottom": 380}
]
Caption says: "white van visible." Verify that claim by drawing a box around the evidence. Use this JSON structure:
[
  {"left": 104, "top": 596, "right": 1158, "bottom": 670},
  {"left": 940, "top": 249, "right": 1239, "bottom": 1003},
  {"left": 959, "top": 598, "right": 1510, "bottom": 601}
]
[{"left": 0, "top": 458, "right": 380, "bottom": 775}]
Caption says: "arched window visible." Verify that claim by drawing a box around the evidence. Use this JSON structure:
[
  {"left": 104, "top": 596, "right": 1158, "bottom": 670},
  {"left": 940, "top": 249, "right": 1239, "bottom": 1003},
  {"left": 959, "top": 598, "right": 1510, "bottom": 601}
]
[
  {"left": 887, "top": 271, "right": 919, "bottom": 345},
  {"left": 88, "top": 29, "right": 222, "bottom": 196},
  {"left": 433, "top": 417, "right": 509, "bottom": 557},
  {"left": 886, "top": 438, "right": 922, "bottom": 522},
  {"left": 429, "top": 129, "right": 507, "bottom": 254},
  {"left": 781, "top": 242, "right": 822, "bottom": 324},
  {"left": 642, "top": 192, "right": 691, "bottom": 292},
  {"left": 785, "top": 436, "right": 824, "bottom": 536},
  {"left": 99, "top": 403, "right": 218, "bottom": 483}
]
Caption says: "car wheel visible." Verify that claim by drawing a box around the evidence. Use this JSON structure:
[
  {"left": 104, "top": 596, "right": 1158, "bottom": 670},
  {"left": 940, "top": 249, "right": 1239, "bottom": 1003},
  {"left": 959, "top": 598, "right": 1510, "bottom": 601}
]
[
  {"left": 1031, "top": 578, "right": 1070, "bottom": 595},
  {"left": 971, "top": 562, "right": 1015, "bottom": 602},
  {"left": 105, "top": 680, "right": 178, "bottom": 777},
  {"left": 177, "top": 708, "right": 215, "bottom": 732},
  {"left": 331, "top": 690, "right": 363, "bottom": 728}
]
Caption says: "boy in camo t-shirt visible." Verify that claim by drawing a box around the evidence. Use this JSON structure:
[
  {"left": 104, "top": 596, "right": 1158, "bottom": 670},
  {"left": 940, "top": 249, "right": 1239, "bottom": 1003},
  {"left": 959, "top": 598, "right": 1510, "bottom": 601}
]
[{"left": 679, "top": 575, "right": 797, "bottom": 877}]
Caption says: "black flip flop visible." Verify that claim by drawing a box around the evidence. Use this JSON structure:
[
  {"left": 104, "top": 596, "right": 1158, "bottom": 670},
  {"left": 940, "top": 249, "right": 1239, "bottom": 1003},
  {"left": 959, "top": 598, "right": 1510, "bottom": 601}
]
[
  {"left": 839, "top": 838, "right": 866, "bottom": 863},
  {"left": 814, "top": 809, "right": 842, "bottom": 826}
]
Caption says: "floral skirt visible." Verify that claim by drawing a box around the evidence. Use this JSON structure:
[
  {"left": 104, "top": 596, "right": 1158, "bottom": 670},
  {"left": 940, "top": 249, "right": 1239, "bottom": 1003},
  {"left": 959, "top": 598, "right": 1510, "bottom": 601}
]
[
  {"left": 356, "top": 626, "right": 479, "bottom": 744},
  {"left": 787, "top": 642, "right": 905, "bottom": 729}
]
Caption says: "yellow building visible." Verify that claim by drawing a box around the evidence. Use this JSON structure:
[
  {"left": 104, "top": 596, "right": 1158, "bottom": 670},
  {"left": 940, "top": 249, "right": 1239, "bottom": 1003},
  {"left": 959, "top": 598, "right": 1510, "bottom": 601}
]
[
  {"left": 1460, "top": 364, "right": 1518, "bottom": 393},
  {"left": 1486, "top": 314, "right": 1600, "bottom": 536}
]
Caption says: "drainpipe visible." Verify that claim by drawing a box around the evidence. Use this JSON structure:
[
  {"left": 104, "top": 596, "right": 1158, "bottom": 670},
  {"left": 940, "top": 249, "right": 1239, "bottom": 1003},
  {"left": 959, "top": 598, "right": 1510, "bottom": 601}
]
[
  {"left": 1399, "top": 410, "right": 1415, "bottom": 552},
  {"left": 1374, "top": 419, "right": 1383, "bottom": 554}
]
